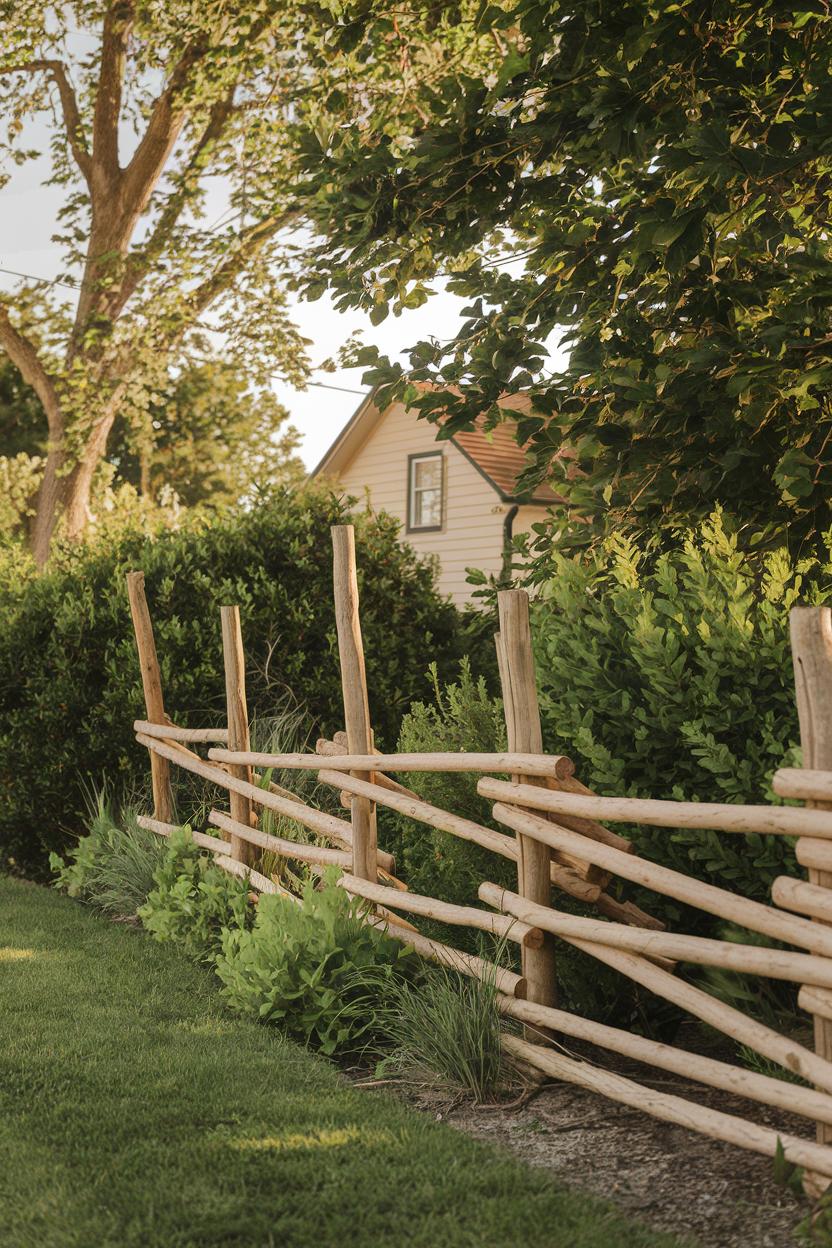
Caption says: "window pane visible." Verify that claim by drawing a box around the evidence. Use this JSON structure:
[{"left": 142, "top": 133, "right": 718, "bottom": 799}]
[
  {"left": 414, "top": 458, "right": 441, "bottom": 491},
  {"left": 414, "top": 486, "right": 441, "bottom": 528}
]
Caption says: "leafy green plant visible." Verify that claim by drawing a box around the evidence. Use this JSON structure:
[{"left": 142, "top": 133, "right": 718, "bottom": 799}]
[
  {"left": 371, "top": 957, "right": 514, "bottom": 1102},
  {"left": 138, "top": 828, "right": 252, "bottom": 962},
  {"left": 50, "top": 794, "right": 165, "bottom": 919},
  {"left": 531, "top": 513, "right": 815, "bottom": 904},
  {"left": 215, "top": 870, "right": 410, "bottom": 1056},
  {"left": 0, "top": 485, "right": 468, "bottom": 876}
]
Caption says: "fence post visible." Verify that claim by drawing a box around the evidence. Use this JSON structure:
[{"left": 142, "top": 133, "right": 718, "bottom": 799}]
[
  {"left": 221, "top": 605, "right": 254, "bottom": 865},
  {"left": 331, "top": 524, "right": 378, "bottom": 882},
  {"left": 791, "top": 606, "right": 832, "bottom": 1149},
  {"left": 126, "top": 571, "right": 173, "bottom": 823},
  {"left": 497, "top": 589, "right": 557, "bottom": 1034}
]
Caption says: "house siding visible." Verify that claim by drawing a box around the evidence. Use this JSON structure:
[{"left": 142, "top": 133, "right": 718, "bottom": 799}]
[{"left": 332, "top": 401, "right": 507, "bottom": 605}]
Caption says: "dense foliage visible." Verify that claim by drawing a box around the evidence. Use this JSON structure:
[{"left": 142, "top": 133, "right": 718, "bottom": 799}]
[
  {"left": 138, "top": 828, "right": 254, "bottom": 962},
  {"left": 216, "top": 870, "right": 410, "bottom": 1056},
  {"left": 0, "top": 487, "right": 466, "bottom": 874},
  {"left": 530, "top": 512, "right": 821, "bottom": 902},
  {"left": 300, "top": 1, "right": 832, "bottom": 557}
]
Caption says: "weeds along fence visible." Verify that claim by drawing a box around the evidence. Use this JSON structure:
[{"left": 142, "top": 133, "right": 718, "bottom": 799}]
[{"left": 127, "top": 524, "right": 832, "bottom": 1191}]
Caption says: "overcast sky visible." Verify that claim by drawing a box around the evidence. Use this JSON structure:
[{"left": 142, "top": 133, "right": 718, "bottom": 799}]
[{"left": 0, "top": 120, "right": 478, "bottom": 471}]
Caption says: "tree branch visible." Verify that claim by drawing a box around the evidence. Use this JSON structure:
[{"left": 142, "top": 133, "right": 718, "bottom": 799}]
[
  {"left": 92, "top": 0, "right": 135, "bottom": 181},
  {"left": 185, "top": 211, "right": 298, "bottom": 321},
  {"left": 0, "top": 60, "right": 91, "bottom": 183},
  {"left": 0, "top": 305, "right": 63, "bottom": 435}
]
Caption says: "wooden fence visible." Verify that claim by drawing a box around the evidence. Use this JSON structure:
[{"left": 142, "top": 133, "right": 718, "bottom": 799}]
[{"left": 127, "top": 525, "right": 832, "bottom": 1192}]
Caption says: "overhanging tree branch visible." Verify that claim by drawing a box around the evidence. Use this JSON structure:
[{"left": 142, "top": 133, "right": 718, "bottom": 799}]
[{"left": 0, "top": 305, "right": 62, "bottom": 436}]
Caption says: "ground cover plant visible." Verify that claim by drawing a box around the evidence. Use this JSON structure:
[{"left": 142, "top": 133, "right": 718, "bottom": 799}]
[
  {"left": 0, "top": 486, "right": 468, "bottom": 875},
  {"left": 0, "top": 874, "right": 688, "bottom": 1248}
]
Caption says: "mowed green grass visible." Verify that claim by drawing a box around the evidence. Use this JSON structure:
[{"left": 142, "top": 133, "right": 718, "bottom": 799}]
[{"left": 0, "top": 875, "right": 690, "bottom": 1248}]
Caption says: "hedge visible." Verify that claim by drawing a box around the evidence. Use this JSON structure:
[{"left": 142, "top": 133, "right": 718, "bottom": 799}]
[{"left": 0, "top": 486, "right": 465, "bottom": 874}]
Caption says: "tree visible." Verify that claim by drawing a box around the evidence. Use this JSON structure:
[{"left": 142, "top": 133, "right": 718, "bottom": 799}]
[
  {"left": 0, "top": 2, "right": 482, "bottom": 564},
  {"left": 109, "top": 359, "right": 303, "bottom": 509},
  {"left": 299, "top": 1, "right": 832, "bottom": 557}
]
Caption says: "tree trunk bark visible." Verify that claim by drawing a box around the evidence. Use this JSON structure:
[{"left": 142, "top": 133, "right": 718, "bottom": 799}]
[
  {"left": 29, "top": 445, "right": 67, "bottom": 569},
  {"left": 62, "top": 410, "right": 119, "bottom": 542}
]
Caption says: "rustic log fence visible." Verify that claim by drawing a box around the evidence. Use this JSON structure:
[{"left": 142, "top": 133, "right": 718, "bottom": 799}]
[{"left": 126, "top": 524, "right": 832, "bottom": 1189}]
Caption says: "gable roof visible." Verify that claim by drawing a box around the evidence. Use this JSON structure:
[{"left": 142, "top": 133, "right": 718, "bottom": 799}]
[{"left": 312, "top": 389, "right": 560, "bottom": 506}]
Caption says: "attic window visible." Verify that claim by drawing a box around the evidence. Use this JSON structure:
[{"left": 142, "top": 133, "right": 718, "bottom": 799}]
[{"left": 407, "top": 452, "right": 443, "bottom": 532}]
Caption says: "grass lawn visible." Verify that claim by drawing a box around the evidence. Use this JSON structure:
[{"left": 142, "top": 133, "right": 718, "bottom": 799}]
[{"left": 0, "top": 875, "right": 691, "bottom": 1248}]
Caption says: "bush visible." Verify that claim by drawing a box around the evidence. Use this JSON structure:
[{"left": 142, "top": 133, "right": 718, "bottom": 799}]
[
  {"left": 215, "top": 870, "right": 410, "bottom": 1056},
  {"left": 138, "top": 828, "right": 253, "bottom": 962},
  {"left": 50, "top": 795, "right": 165, "bottom": 919},
  {"left": 529, "top": 511, "right": 824, "bottom": 903},
  {"left": 0, "top": 484, "right": 467, "bottom": 875}
]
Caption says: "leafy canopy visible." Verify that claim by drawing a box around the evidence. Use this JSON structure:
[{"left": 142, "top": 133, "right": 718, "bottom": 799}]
[{"left": 299, "top": 1, "right": 832, "bottom": 553}]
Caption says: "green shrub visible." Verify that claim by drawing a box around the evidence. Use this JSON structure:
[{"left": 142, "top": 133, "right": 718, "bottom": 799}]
[
  {"left": 50, "top": 795, "right": 165, "bottom": 919},
  {"left": 529, "top": 511, "right": 822, "bottom": 903},
  {"left": 0, "top": 484, "right": 468, "bottom": 875},
  {"left": 138, "top": 828, "right": 253, "bottom": 962},
  {"left": 215, "top": 870, "right": 410, "bottom": 1056}
]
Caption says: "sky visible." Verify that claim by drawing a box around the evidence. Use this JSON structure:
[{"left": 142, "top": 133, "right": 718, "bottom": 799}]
[{"left": 0, "top": 120, "right": 475, "bottom": 472}]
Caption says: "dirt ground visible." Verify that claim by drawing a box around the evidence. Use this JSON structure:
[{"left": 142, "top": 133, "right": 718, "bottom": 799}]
[{"left": 355, "top": 1032, "right": 819, "bottom": 1248}]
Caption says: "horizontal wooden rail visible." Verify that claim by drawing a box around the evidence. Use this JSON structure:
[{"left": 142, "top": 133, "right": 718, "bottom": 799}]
[
  {"left": 338, "top": 873, "right": 543, "bottom": 949},
  {"left": 797, "top": 838, "right": 832, "bottom": 874},
  {"left": 558, "top": 932, "right": 832, "bottom": 1093},
  {"left": 480, "top": 776, "right": 832, "bottom": 839},
  {"left": 503, "top": 1034, "right": 832, "bottom": 1179},
  {"left": 136, "top": 732, "right": 357, "bottom": 848},
  {"left": 773, "top": 876, "right": 832, "bottom": 924},
  {"left": 137, "top": 815, "right": 230, "bottom": 856},
  {"left": 481, "top": 882, "right": 832, "bottom": 988},
  {"left": 499, "top": 995, "right": 832, "bottom": 1129},
  {"left": 209, "top": 810, "right": 353, "bottom": 868},
  {"left": 491, "top": 802, "right": 832, "bottom": 960},
  {"left": 801, "top": 986, "right": 832, "bottom": 1024},
  {"left": 214, "top": 854, "right": 298, "bottom": 901},
  {"left": 316, "top": 737, "right": 421, "bottom": 802},
  {"left": 373, "top": 918, "right": 526, "bottom": 998},
  {"left": 210, "top": 748, "right": 575, "bottom": 779},
  {"left": 134, "top": 719, "right": 229, "bottom": 743},
  {"left": 774, "top": 768, "right": 832, "bottom": 802}
]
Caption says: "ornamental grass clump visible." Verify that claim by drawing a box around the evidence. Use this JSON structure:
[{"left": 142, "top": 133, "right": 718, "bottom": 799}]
[
  {"left": 215, "top": 870, "right": 411, "bottom": 1056},
  {"left": 50, "top": 794, "right": 166, "bottom": 920}
]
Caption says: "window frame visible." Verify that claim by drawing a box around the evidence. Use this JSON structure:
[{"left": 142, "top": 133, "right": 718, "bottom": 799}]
[{"left": 406, "top": 450, "right": 444, "bottom": 533}]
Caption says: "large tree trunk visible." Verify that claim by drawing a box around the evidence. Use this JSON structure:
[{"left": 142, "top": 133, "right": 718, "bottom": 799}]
[
  {"left": 61, "top": 409, "right": 119, "bottom": 542},
  {"left": 29, "top": 445, "right": 67, "bottom": 569}
]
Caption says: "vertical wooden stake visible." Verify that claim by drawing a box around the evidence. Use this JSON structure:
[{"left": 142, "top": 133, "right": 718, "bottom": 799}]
[
  {"left": 126, "top": 571, "right": 173, "bottom": 823},
  {"left": 791, "top": 606, "right": 832, "bottom": 1149},
  {"left": 497, "top": 590, "right": 557, "bottom": 1035},
  {"left": 221, "top": 605, "right": 254, "bottom": 865},
  {"left": 332, "top": 525, "right": 378, "bottom": 881}
]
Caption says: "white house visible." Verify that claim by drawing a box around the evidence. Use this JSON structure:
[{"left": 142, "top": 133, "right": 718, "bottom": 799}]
[{"left": 312, "top": 390, "right": 558, "bottom": 605}]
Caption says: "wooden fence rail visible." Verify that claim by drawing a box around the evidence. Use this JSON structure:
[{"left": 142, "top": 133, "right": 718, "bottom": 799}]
[{"left": 125, "top": 532, "right": 832, "bottom": 1191}]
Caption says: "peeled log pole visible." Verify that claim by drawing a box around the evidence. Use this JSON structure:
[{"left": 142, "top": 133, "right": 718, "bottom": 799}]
[
  {"left": 491, "top": 802, "right": 832, "bottom": 960},
  {"left": 209, "top": 809, "right": 353, "bottom": 867},
  {"left": 338, "top": 873, "right": 544, "bottom": 948},
  {"left": 801, "top": 987, "right": 832, "bottom": 1024},
  {"left": 374, "top": 918, "right": 526, "bottom": 999},
  {"left": 798, "top": 839, "right": 832, "bottom": 875},
  {"left": 133, "top": 719, "right": 228, "bottom": 744},
  {"left": 480, "top": 776, "right": 832, "bottom": 839},
  {"left": 331, "top": 526, "right": 377, "bottom": 882},
  {"left": 213, "top": 854, "right": 297, "bottom": 901},
  {"left": 481, "top": 882, "right": 832, "bottom": 989},
  {"left": 773, "top": 876, "right": 832, "bottom": 924},
  {"left": 790, "top": 606, "right": 832, "bottom": 1154},
  {"left": 136, "top": 815, "right": 230, "bottom": 856},
  {"left": 502, "top": 1034, "right": 832, "bottom": 1179},
  {"left": 136, "top": 733, "right": 358, "bottom": 846},
  {"left": 499, "top": 994, "right": 832, "bottom": 1130},
  {"left": 496, "top": 591, "right": 557, "bottom": 1032},
  {"left": 126, "top": 572, "right": 173, "bottom": 823},
  {"left": 210, "top": 748, "right": 575, "bottom": 778},
  {"left": 220, "top": 606, "right": 253, "bottom": 865}
]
